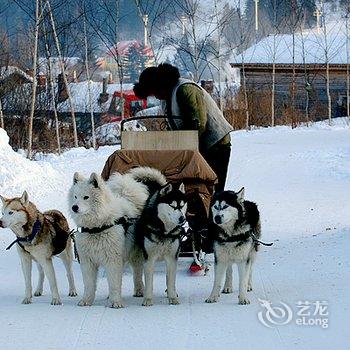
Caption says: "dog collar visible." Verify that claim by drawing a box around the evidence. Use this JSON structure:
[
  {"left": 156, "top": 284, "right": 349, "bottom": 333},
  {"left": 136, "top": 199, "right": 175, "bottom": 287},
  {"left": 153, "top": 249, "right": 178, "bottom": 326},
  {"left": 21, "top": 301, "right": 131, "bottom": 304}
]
[
  {"left": 80, "top": 217, "right": 135, "bottom": 235},
  {"left": 6, "top": 218, "right": 41, "bottom": 251}
]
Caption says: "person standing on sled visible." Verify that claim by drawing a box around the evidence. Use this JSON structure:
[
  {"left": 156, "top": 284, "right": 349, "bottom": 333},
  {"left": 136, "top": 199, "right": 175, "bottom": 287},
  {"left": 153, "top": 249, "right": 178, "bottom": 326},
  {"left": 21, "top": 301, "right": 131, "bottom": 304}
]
[{"left": 133, "top": 63, "right": 233, "bottom": 272}]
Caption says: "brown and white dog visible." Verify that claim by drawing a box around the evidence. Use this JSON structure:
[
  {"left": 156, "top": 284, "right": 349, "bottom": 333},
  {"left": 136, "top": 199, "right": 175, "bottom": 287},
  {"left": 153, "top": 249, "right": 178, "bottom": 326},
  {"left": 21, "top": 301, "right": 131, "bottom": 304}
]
[{"left": 0, "top": 191, "right": 77, "bottom": 305}]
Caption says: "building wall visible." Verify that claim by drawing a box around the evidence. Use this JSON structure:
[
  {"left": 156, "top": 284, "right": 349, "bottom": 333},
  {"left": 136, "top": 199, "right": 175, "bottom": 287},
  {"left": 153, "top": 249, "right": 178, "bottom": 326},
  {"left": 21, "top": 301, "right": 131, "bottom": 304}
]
[{"left": 237, "top": 65, "right": 348, "bottom": 120}]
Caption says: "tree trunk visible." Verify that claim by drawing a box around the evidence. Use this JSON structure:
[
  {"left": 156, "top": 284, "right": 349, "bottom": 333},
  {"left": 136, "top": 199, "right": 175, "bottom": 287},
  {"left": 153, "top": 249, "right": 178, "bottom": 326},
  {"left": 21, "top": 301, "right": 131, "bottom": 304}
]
[
  {"left": 291, "top": 31, "right": 296, "bottom": 128},
  {"left": 346, "top": 10, "right": 350, "bottom": 118},
  {"left": 322, "top": 4, "right": 332, "bottom": 125},
  {"left": 27, "top": 0, "right": 40, "bottom": 159},
  {"left": 214, "top": 0, "right": 223, "bottom": 111},
  {"left": 83, "top": 7, "right": 96, "bottom": 149},
  {"left": 326, "top": 61, "right": 332, "bottom": 124},
  {"left": 238, "top": 1, "right": 249, "bottom": 129},
  {"left": 0, "top": 99, "right": 4, "bottom": 129},
  {"left": 46, "top": 0, "right": 78, "bottom": 147},
  {"left": 42, "top": 0, "right": 61, "bottom": 154},
  {"left": 271, "top": 0, "right": 277, "bottom": 127},
  {"left": 242, "top": 62, "right": 250, "bottom": 130},
  {"left": 271, "top": 61, "right": 275, "bottom": 127}
]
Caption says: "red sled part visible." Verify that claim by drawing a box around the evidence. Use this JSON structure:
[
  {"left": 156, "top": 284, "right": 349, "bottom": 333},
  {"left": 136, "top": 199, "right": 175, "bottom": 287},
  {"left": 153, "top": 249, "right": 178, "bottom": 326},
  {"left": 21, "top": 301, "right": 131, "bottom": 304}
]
[{"left": 189, "top": 261, "right": 207, "bottom": 276}]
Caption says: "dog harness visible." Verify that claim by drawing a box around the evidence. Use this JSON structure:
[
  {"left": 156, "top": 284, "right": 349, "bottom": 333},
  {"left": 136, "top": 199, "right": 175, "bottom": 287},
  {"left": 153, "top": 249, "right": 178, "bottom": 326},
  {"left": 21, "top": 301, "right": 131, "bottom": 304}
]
[
  {"left": 144, "top": 223, "right": 186, "bottom": 242},
  {"left": 79, "top": 217, "right": 136, "bottom": 234},
  {"left": 6, "top": 218, "right": 41, "bottom": 251},
  {"left": 212, "top": 226, "right": 273, "bottom": 249}
]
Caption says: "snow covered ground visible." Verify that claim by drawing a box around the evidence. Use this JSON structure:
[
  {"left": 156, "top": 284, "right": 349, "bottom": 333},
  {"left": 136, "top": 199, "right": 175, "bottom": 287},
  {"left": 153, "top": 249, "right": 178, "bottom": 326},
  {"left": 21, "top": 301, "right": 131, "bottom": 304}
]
[{"left": 0, "top": 119, "right": 349, "bottom": 350}]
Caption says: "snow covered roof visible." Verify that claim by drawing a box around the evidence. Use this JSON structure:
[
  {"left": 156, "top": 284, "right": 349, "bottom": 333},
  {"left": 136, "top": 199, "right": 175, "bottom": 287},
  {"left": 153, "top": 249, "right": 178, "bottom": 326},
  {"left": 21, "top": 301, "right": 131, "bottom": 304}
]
[
  {"left": 0, "top": 66, "right": 33, "bottom": 83},
  {"left": 57, "top": 81, "right": 135, "bottom": 113},
  {"left": 231, "top": 21, "right": 349, "bottom": 65},
  {"left": 38, "top": 57, "right": 82, "bottom": 76}
]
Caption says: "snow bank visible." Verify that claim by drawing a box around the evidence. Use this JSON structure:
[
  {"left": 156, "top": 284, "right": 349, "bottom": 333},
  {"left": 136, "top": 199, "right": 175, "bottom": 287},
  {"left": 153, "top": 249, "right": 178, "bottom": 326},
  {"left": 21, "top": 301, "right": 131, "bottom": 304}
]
[{"left": 0, "top": 128, "right": 62, "bottom": 202}]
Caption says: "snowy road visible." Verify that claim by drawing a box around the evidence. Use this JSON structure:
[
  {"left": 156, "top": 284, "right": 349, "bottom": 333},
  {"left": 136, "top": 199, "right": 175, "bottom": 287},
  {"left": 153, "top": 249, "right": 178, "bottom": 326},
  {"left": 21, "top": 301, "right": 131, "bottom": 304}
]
[{"left": 0, "top": 120, "right": 349, "bottom": 350}]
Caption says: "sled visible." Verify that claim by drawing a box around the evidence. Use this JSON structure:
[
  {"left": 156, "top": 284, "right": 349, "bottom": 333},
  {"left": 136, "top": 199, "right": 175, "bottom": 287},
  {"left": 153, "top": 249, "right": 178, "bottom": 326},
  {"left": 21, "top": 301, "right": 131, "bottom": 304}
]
[{"left": 101, "top": 116, "right": 218, "bottom": 273}]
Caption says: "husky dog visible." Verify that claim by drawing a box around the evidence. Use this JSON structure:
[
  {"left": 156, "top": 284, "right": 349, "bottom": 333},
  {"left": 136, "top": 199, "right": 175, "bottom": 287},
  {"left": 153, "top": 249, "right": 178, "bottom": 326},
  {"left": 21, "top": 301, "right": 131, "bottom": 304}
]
[
  {"left": 69, "top": 168, "right": 166, "bottom": 308},
  {"left": 0, "top": 191, "right": 77, "bottom": 305},
  {"left": 137, "top": 182, "right": 187, "bottom": 306},
  {"left": 205, "top": 188, "right": 261, "bottom": 305}
]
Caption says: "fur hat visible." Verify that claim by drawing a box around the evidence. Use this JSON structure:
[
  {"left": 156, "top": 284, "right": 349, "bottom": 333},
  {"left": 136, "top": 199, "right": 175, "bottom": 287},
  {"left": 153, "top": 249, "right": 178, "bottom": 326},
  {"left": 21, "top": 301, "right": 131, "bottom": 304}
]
[{"left": 133, "top": 64, "right": 180, "bottom": 99}]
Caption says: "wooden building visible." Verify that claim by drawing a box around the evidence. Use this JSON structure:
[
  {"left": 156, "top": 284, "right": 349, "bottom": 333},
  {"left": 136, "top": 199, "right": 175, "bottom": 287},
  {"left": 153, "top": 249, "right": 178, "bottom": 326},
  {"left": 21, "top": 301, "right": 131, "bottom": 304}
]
[{"left": 230, "top": 26, "right": 349, "bottom": 122}]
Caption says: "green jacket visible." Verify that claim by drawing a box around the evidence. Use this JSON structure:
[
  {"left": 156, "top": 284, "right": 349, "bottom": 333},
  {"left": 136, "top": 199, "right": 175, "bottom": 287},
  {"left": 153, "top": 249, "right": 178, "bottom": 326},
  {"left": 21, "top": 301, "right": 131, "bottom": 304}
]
[{"left": 175, "top": 83, "right": 231, "bottom": 147}]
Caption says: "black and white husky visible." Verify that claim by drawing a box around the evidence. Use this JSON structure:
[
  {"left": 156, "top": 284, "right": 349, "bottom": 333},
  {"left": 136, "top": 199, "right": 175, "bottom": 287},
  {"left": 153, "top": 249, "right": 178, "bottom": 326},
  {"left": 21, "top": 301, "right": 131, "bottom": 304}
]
[
  {"left": 136, "top": 182, "right": 187, "bottom": 306},
  {"left": 205, "top": 188, "right": 261, "bottom": 305}
]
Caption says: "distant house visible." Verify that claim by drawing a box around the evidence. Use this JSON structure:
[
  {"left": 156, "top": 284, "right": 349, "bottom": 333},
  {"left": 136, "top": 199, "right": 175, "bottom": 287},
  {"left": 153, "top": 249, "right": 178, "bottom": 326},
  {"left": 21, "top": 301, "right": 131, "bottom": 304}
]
[
  {"left": 0, "top": 66, "right": 33, "bottom": 95},
  {"left": 96, "top": 40, "right": 155, "bottom": 83},
  {"left": 230, "top": 22, "right": 349, "bottom": 121},
  {"left": 38, "top": 57, "right": 83, "bottom": 82}
]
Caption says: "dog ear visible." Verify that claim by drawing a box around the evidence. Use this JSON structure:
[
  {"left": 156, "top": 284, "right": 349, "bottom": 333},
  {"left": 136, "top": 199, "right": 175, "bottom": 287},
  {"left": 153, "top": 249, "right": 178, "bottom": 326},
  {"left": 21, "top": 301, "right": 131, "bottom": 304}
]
[
  {"left": 237, "top": 187, "right": 245, "bottom": 202},
  {"left": 20, "top": 191, "right": 29, "bottom": 206},
  {"left": 89, "top": 173, "right": 100, "bottom": 189},
  {"left": 73, "top": 172, "right": 84, "bottom": 184},
  {"left": 179, "top": 182, "right": 185, "bottom": 193},
  {"left": 159, "top": 183, "right": 172, "bottom": 197},
  {"left": 0, "top": 194, "right": 6, "bottom": 205}
]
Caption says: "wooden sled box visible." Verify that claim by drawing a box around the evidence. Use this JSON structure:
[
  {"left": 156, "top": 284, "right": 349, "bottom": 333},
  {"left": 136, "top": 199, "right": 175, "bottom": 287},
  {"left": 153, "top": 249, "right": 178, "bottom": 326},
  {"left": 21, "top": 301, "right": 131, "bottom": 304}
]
[{"left": 121, "top": 130, "right": 199, "bottom": 151}]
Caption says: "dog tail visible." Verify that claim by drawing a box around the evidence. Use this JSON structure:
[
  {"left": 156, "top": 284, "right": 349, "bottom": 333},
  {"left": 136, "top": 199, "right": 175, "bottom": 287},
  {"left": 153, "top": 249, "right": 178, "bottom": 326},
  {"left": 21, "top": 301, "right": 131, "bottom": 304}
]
[{"left": 128, "top": 167, "right": 167, "bottom": 195}]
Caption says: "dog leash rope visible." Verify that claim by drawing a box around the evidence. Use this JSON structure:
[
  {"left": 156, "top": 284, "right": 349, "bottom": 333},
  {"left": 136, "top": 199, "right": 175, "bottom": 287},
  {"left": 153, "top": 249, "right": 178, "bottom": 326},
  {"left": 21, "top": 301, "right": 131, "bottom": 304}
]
[
  {"left": 250, "top": 232, "right": 274, "bottom": 247},
  {"left": 69, "top": 230, "right": 80, "bottom": 263}
]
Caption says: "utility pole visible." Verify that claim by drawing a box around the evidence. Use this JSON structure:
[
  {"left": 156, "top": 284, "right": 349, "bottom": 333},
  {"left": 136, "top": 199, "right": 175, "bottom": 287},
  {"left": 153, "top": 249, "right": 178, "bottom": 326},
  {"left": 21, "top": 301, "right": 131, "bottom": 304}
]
[
  {"left": 255, "top": 0, "right": 259, "bottom": 33},
  {"left": 143, "top": 14, "right": 149, "bottom": 46},
  {"left": 313, "top": 8, "right": 323, "bottom": 34},
  {"left": 180, "top": 15, "right": 187, "bottom": 36}
]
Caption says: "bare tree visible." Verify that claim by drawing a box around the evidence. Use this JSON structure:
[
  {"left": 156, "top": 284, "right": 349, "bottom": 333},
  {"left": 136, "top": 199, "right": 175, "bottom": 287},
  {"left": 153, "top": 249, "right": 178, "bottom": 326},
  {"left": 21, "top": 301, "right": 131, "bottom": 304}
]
[
  {"left": 83, "top": 2, "right": 96, "bottom": 149},
  {"left": 86, "top": 0, "right": 125, "bottom": 117},
  {"left": 321, "top": 1, "right": 332, "bottom": 125},
  {"left": 214, "top": 0, "right": 223, "bottom": 110},
  {"left": 41, "top": 0, "right": 61, "bottom": 154},
  {"left": 46, "top": 0, "right": 78, "bottom": 147},
  {"left": 345, "top": 2, "right": 350, "bottom": 118},
  {"left": 0, "top": 98, "right": 4, "bottom": 129},
  {"left": 237, "top": 1, "right": 250, "bottom": 130},
  {"left": 270, "top": 0, "right": 278, "bottom": 127},
  {"left": 27, "top": 0, "right": 40, "bottom": 159}
]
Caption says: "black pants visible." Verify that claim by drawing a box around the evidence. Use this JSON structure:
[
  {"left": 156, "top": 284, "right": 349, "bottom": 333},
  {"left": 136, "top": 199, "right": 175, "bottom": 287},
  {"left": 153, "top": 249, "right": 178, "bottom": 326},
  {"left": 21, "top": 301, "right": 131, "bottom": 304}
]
[{"left": 203, "top": 143, "right": 231, "bottom": 192}]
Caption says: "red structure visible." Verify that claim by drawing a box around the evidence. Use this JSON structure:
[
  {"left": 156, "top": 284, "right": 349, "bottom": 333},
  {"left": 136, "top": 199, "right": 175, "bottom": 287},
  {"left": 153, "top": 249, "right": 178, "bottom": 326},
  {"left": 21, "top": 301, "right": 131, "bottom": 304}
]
[{"left": 104, "top": 89, "right": 147, "bottom": 122}]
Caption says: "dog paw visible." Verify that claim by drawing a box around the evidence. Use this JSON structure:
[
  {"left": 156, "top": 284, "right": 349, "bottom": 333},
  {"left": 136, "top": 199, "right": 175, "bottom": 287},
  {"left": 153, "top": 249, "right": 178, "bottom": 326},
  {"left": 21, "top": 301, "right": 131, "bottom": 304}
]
[
  {"left": 68, "top": 290, "right": 78, "bottom": 297},
  {"left": 142, "top": 298, "right": 153, "bottom": 306},
  {"left": 109, "top": 300, "right": 124, "bottom": 309},
  {"left": 22, "top": 297, "right": 32, "bottom": 304},
  {"left": 133, "top": 290, "right": 144, "bottom": 297},
  {"left": 34, "top": 290, "right": 43, "bottom": 297},
  {"left": 238, "top": 296, "right": 250, "bottom": 305},
  {"left": 247, "top": 285, "right": 253, "bottom": 292},
  {"left": 51, "top": 298, "right": 62, "bottom": 306},
  {"left": 78, "top": 299, "right": 93, "bottom": 306},
  {"left": 222, "top": 287, "right": 233, "bottom": 294},
  {"left": 205, "top": 296, "right": 219, "bottom": 303},
  {"left": 168, "top": 297, "right": 180, "bottom": 305}
]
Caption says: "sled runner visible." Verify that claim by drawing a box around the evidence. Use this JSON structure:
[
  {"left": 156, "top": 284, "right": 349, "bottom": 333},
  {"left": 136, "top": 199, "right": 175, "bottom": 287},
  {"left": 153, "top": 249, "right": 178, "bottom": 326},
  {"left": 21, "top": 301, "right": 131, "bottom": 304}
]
[{"left": 101, "top": 116, "right": 218, "bottom": 274}]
